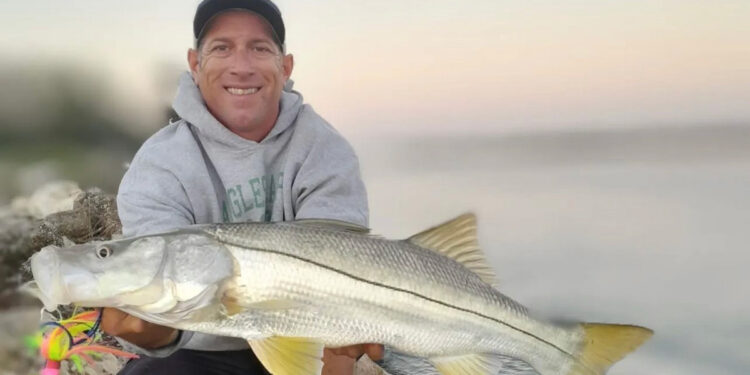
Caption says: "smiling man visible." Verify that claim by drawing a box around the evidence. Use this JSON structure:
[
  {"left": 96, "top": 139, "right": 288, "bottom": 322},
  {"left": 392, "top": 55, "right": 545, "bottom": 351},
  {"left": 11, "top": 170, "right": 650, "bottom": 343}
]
[
  {"left": 108, "top": 0, "right": 380, "bottom": 374},
  {"left": 188, "top": 6, "right": 291, "bottom": 142}
]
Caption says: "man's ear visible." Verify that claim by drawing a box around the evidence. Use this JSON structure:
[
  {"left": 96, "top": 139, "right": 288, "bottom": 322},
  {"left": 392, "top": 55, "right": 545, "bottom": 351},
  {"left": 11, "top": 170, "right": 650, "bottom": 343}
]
[
  {"left": 282, "top": 54, "right": 294, "bottom": 81},
  {"left": 187, "top": 48, "right": 200, "bottom": 83}
]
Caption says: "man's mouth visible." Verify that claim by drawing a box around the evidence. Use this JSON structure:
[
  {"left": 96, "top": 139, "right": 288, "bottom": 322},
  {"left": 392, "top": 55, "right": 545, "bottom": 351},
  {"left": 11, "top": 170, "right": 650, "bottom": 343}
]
[{"left": 226, "top": 87, "right": 260, "bottom": 96}]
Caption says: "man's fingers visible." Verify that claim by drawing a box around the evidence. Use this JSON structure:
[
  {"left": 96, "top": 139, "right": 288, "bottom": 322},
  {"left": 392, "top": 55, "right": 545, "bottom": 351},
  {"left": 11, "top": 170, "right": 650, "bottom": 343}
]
[
  {"left": 363, "top": 344, "right": 384, "bottom": 361},
  {"left": 101, "top": 308, "right": 148, "bottom": 335},
  {"left": 99, "top": 308, "right": 179, "bottom": 349},
  {"left": 322, "top": 349, "right": 356, "bottom": 375},
  {"left": 329, "top": 345, "right": 361, "bottom": 358},
  {"left": 328, "top": 344, "right": 384, "bottom": 360},
  {"left": 100, "top": 308, "right": 131, "bottom": 336}
]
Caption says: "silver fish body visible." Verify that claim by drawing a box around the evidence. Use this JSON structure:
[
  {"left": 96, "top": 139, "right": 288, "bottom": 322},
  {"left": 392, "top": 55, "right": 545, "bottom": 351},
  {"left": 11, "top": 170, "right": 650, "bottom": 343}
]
[
  {"left": 199, "top": 222, "right": 571, "bottom": 360},
  {"left": 27, "top": 215, "right": 651, "bottom": 375}
]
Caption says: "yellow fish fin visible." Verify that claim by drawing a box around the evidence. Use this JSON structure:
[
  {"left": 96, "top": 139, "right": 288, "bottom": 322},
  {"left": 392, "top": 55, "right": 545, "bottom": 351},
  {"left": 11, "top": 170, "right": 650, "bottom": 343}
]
[
  {"left": 220, "top": 291, "right": 243, "bottom": 316},
  {"left": 407, "top": 213, "right": 498, "bottom": 286},
  {"left": 222, "top": 284, "right": 302, "bottom": 316},
  {"left": 568, "top": 323, "right": 653, "bottom": 375},
  {"left": 248, "top": 336, "right": 324, "bottom": 375}
]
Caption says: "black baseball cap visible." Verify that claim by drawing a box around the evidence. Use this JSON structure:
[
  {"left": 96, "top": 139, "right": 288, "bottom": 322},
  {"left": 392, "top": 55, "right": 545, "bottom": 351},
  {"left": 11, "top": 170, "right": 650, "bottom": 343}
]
[{"left": 193, "top": 0, "right": 285, "bottom": 49}]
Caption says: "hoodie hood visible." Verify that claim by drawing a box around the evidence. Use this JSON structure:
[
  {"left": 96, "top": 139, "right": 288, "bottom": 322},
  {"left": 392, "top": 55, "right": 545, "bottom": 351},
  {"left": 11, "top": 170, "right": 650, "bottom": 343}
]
[{"left": 172, "top": 72, "right": 303, "bottom": 148}]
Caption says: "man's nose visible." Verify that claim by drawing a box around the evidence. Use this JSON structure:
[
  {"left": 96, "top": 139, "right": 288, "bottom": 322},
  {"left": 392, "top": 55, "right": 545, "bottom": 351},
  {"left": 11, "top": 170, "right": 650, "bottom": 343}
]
[{"left": 228, "top": 49, "right": 257, "bottom": 76}]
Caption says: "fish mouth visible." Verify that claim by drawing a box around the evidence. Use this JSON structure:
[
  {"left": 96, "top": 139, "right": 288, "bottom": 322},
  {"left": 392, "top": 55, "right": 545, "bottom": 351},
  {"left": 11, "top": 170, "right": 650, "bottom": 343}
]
[{"left": 25, "top": 246, "right": 72, "bottom": 310}]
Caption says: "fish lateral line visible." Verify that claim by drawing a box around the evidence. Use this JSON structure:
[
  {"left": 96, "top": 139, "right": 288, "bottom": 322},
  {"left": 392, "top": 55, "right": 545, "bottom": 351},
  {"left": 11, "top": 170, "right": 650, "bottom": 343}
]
[{"left": 218, "top": 240, "right": 578, "bottom": 362}]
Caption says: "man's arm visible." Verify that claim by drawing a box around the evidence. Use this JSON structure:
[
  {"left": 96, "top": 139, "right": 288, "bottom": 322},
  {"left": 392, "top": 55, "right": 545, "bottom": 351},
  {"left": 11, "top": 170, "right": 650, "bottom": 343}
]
[
  {"left": 117, "top": 151, "right": 194, "bottom": 237},
  {"left": 323, "top": 345, "right": 384, "bottom": 375},
  {"left": 100, "top": 308, "right": 180, "bottom": 350},
  {"left": 292, "top": 128, "right": 369, "bottom": 227},
  {"left": 106, "top": 151, "right": 195, "bottom": 356}
]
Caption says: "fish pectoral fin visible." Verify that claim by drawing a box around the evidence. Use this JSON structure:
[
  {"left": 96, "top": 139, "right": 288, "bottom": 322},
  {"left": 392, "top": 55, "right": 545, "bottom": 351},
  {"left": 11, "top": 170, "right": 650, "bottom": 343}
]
[
  {"left": 222, "top": 291, "right": 304, "bottom": 316},
  {"left": 430, "top": 353, "right": 504, "bottom": 375},
  {"left": 248, "top": 336, "right": 324, "bottom": 375},
  {"left": 221, "top": 292, "right": 243, "bottom": 316},
  {"left": 244, "top": 299, "right": 305, "bottom": 311}
]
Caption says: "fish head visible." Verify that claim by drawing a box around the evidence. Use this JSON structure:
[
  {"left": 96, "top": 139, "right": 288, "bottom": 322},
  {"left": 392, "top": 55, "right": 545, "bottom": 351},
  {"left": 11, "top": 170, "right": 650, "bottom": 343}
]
[
  {"left": 27, "top": 235, "right": 169, "bottom": 311},
  {"left": 26, "top": 231, "right": 236, "bottom": 316}
]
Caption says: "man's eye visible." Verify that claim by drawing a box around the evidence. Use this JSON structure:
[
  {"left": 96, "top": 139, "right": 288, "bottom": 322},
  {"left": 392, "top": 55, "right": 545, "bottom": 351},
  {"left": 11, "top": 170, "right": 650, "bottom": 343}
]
[
  {"left": 252, "top": 45, "right": 276, "bottom": 57},
  {"left": 209, "top": 45, "right": 230, "bottom": 54}
]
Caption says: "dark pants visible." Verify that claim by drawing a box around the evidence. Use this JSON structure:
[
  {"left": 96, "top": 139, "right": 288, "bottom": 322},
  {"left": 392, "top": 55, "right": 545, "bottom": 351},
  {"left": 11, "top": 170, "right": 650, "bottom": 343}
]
[{"left": 118, "top": 349, "right": 270, "bottom": 375}]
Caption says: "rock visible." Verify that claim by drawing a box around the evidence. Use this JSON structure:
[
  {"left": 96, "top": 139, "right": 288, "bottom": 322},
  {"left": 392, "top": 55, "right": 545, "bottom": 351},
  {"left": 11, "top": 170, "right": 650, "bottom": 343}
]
[
  {"left": 0, "top": 184, "right": 120, "bottom": 310},
  {"left": 25, "top": 181, "right": 83, "bottom": 219}
]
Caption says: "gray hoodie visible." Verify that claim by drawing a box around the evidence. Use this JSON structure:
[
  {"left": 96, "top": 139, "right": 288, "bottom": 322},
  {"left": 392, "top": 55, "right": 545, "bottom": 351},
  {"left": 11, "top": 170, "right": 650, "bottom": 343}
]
[{"left": 116, "top": 72, "right": 369, "bottom": 356}]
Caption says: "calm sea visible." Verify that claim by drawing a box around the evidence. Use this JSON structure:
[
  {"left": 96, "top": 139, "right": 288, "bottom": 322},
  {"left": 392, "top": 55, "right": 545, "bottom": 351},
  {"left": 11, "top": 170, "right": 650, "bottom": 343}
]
[{"left": 351, "top": 126, "right": 750, "bottom": 375}]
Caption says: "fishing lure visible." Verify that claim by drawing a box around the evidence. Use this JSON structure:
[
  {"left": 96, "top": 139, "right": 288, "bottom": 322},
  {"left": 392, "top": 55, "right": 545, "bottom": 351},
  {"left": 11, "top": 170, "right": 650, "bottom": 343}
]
[{"left": 28, "top": 309, "right": 138, "bottom": 375}]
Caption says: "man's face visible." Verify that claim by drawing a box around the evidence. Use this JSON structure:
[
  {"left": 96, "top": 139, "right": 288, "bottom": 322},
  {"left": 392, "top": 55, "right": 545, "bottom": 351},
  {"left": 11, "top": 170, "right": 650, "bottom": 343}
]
[{"left": 188, "top": 11, "right": 293, "bottom": 141}]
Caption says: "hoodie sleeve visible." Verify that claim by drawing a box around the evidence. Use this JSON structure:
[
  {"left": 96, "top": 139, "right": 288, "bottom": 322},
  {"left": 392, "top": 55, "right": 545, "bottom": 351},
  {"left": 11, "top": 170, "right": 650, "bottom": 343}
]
[
  {"left": 291, "top": 126, "right": 369, "bottom": 227},
  {"left": 117, "top": 150, "right": 195, "bottom": 238},
  {"left": 116, "top": 330, "right": 195, "bottom": 359},
  {"left": 115, "top": 148, "right": 198, "bottom": 356}
]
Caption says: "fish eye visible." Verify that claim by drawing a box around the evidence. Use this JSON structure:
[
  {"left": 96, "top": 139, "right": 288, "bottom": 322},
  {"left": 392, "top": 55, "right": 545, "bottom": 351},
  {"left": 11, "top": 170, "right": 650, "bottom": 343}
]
[{"left": 96, "top": 246, "right": 113, "bottom": 259}]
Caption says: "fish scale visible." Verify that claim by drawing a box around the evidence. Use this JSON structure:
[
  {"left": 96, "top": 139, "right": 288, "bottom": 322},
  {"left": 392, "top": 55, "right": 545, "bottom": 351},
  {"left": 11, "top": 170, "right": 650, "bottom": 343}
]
[
  {"left": 203, "top": 223, "right": 578, "bottom": 362},
  {"left": 212, "top": 223, "right": 528, "bottom": 318}
]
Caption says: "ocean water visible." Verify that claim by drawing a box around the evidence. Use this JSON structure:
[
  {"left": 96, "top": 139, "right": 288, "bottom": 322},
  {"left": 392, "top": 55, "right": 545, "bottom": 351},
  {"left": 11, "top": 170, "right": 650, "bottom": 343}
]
[{"left": 351, "top": 128, "right": 750, "bottom": 375}]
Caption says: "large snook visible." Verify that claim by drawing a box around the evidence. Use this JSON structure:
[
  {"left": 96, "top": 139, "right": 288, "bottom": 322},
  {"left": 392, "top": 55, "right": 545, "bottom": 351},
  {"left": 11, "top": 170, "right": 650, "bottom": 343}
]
[{"left": 25, "top": 214, "right": 652, "bottom": 375}]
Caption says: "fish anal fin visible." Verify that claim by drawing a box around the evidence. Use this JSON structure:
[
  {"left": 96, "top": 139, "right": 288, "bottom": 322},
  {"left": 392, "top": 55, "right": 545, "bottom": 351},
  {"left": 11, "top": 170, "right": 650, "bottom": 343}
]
[
  {"left": 407, "top": 213, "right": 498, "bottom": 286},
  {"left": 431, "top": 353, "right": 502, "bottom": 375},
  {"left": 249, "top": 337, "right": 324, "bottom": 375},
  {"left": 245, "top": 299, "right": 304, "bottom": 310},
  {"left": 569, "top": 323, "right": 653, "bottom": 375}
]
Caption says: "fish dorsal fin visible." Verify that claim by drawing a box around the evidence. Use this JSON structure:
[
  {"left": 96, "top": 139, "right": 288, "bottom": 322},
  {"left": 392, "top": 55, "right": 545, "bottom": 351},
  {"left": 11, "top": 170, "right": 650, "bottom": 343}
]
[
  {"left": 248, "top": 337, "right": 324, "bottom": 375},
  {"left": 407, "top": 213, "right": 498, "bottom": 286},
  {"left": 431, "top": 353, "right": 504, "bottom": 375},
  {"left": 292, "top": 218, "right": 372, "bottom": 234}
]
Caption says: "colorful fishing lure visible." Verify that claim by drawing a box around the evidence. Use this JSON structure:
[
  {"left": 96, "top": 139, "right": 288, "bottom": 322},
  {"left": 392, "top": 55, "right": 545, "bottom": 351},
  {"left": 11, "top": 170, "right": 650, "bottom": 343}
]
[{"left": 28, "top": 309, "right": 138, "bottom": 375}]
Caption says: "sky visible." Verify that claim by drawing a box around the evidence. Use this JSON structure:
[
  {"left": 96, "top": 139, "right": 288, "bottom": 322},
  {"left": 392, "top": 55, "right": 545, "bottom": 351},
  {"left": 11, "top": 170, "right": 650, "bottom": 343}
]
[{"left": 2, "top": 0, "right": 749, "bottom": 137}]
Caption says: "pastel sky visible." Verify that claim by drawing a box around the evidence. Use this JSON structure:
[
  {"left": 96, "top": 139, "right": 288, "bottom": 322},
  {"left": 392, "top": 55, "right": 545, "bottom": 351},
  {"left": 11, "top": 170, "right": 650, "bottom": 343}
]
[{"left": 2, "top": 0, "right": 749, "bottom": 136}]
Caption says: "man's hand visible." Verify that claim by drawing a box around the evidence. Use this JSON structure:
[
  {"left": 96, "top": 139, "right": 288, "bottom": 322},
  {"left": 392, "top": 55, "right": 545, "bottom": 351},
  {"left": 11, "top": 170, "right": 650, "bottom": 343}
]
[
  {"left": 100, "top": 308, "right": 179, "bottom": 350},
  {"left": 323, "top": 344, "right": 384, "bottom": 375},
  {"left": 102, "top": 307, "right": 383, "bottom": 373}
]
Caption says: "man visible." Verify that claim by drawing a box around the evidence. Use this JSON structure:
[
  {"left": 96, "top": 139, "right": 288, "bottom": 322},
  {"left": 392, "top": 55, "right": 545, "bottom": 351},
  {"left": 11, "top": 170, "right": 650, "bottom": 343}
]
[{"left": 105, "top": 0, "right": 382, "bottom": 373}]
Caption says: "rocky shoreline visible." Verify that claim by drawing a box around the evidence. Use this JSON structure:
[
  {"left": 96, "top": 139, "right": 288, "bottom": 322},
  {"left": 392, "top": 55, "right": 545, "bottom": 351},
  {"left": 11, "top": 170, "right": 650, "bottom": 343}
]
[{"left": 0, "top": 182, "right": 389, "bottom": 375}]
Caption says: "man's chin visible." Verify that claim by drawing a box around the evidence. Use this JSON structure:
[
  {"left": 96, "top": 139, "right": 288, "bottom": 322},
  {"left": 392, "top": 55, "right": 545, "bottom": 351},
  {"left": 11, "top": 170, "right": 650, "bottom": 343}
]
[{"left": 221, "top": 115, "right": 276, "bottom": 140}]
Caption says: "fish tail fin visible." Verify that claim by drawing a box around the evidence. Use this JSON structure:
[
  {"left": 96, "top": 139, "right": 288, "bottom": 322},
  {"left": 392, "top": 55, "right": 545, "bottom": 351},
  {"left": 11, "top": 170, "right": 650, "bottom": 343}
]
[
  {"left": 421, "top": 323, "right": 651, "bottom": 375},
  {"left": 567, "top": 323, "right": 653, "bottom": 375}
]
